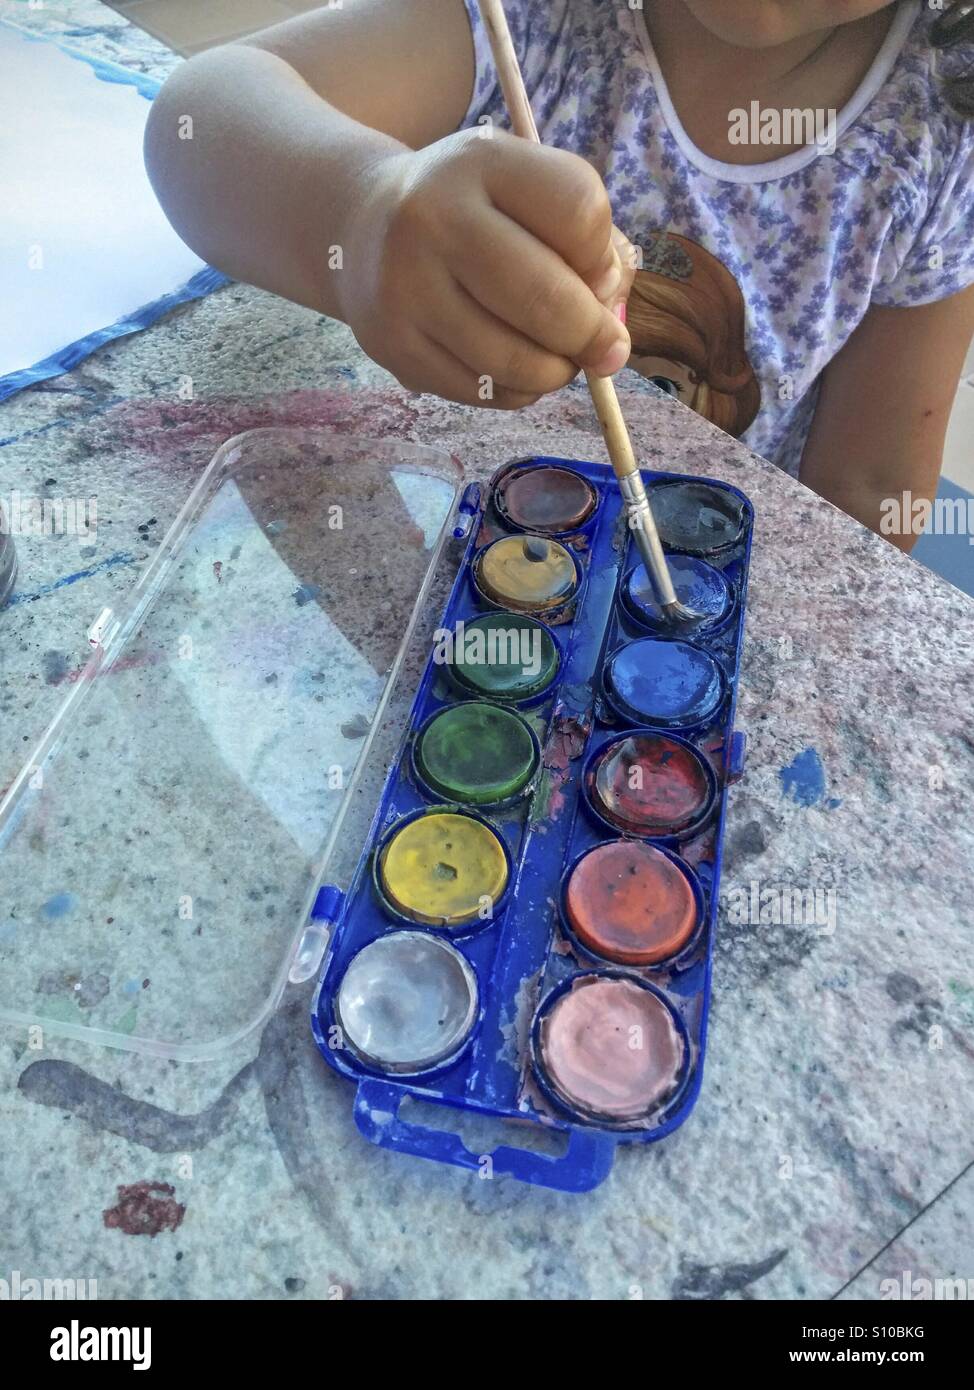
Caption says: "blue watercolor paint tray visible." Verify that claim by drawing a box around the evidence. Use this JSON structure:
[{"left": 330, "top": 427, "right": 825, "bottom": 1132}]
[{"left": 311, "top": 456, "right": 753, "bottom": 1192}]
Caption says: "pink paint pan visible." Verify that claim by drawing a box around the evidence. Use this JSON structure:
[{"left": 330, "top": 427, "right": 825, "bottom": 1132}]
[{"left": 532, "top": 973, "right": 690, "bottom": 1126}]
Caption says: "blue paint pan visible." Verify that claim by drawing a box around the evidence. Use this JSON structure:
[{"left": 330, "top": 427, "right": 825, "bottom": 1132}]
[
  {"left": 622, "top": 555, "right": 734, "bottom": 634},
  {"left": 603, "top": 637, "right": 726, "bottom": 730}
]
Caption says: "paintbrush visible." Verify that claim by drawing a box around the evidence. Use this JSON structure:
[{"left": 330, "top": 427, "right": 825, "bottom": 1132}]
[{"left": 477, "top": 0, "right": 699, "bottom": 626}]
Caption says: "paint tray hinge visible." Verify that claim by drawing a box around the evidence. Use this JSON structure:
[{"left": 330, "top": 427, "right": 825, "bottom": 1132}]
[
  {"left": 726, "top": 729, "right": 747, "bottom": 781},
  {"left": 453, "top": 483, "right": 482, "bottom": 538},
  {"left": 87, "top": 606, "right": 119, "bottom": 650},
  {"left": 290, "top": 884, "right": 345, "bottom": 984}
]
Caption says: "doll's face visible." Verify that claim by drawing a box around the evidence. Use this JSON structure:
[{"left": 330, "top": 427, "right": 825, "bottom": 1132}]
[
  {"left": 628, "top": 354, "right": 697, "bottom": 404},
  {"left": 677, "top": 0, "right": 896, "bottom": 47}
]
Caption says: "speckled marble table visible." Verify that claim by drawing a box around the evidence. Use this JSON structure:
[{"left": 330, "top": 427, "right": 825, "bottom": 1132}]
[{"left": 1, "top": 0, "right": 972, "bottom": 1301}]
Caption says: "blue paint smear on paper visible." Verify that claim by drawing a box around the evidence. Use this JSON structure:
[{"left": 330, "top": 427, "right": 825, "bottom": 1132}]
[
  {"left": 42, "top": 892, "right": 77, "bottom": 920},
  {"left": 779, "top": 747, "right": 837, "bottom": 808},
  {"left": 1, "top": 16, "right": 161, "bottom": 99},
  {"left": 75, "top": 53, "right": 160, "bottom": 101},
  {"left": 7, "top": 551, "right": 136, "bottom": 606},
  {"left": 0, "top": 266, "right": 229, "bottom": 403}
]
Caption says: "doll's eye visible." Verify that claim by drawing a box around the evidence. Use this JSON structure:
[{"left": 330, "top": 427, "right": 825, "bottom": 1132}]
[{"left": 650, "top": 375, "right": 683, "bottom": 398}]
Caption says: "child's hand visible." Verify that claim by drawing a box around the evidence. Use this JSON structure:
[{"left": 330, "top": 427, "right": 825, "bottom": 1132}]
[{"left": 337, "top": 130, "right": 634, "bottom": 409}]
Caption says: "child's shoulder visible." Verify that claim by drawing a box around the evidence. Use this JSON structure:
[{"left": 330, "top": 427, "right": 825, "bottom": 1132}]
[
  {"left": 463, "top": 0, "right": 620, "bottom": 84},
  {"left": 461, "top": 0, "right": 621, "bottom": 133},
  {"left": 836, "top": 7, "right": 974, "bottom": 205},
  {"left": 834, "top": 7, "right": 974, "bottom": 307}
]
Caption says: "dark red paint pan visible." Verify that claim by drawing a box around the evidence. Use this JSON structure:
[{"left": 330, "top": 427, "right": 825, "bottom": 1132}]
[{"left": 584, "top": 730, "right": 717, "bottom": 838}]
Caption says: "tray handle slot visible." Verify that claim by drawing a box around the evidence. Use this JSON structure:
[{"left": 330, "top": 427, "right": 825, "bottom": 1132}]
[{"left": 353, "top": 1079, "right": 616, "bottom": 1194}]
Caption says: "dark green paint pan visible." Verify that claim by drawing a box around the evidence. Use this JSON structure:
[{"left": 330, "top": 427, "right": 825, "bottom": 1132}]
[
  {"left": 448, "top": 612, "right": 559, "bottom": 702},
  {"left": 414, "top": 702, "right": 539, "bottom": 806}
]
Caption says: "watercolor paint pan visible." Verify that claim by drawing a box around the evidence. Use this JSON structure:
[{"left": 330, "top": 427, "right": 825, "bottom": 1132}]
[{"left": 312, "top": 456, "right": 752, "bottom": 1192}]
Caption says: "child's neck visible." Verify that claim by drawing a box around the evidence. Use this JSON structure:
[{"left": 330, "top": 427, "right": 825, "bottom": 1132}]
[{"left": 644, "top": 0, "right": 898, "bottom": 165}]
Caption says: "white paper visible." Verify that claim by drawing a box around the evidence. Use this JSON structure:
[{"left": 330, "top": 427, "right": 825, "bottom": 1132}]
[{"left": 0, "top": 23, "right": 210, "bottom": 382}]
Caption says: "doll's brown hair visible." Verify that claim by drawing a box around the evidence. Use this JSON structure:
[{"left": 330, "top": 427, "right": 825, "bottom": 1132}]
[{"left": 626, "top": 233, "right": 761, "bottom": 437}]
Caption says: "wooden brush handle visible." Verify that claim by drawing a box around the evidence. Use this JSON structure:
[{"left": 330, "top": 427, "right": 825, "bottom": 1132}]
[
  {"left": 584, "top": 372, "right": 641, "bottom": 482},
  {"left": 477, "top": 3, "right": 681, "bottom": 609},
  {"left": 478, "top": 0, "right": 540, "bottom": 142},
  {"left": 476, "top": 0, "right": 639, "bottom": 486}
]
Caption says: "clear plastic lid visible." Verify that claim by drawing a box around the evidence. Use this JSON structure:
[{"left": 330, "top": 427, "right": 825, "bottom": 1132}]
[{"left": 0, "top": 429, "right": 462, "bottom": 1058}]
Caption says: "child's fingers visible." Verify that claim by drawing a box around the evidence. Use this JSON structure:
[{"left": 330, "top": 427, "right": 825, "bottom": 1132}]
[
  {"left": 582, "top": 229, "right": 637, "bottom": 312},
  {"left": 611, "top": 224, "right": 638, "bottom": 306},
  {"left": 452, "top": 208, "right": 630, "bottom": 375},
  {"left": 418, "top": 276, "right": 580, "bottom": 396},
  {"left": 390, "top": 327, "right": 541, "bottom": 411},
  {"left": 582, "top": 239, "right": 624, "bottom": 307},
  {"left": 482, "top": 137, "right": 616, "bottom": 286},
  {"left": 422, "top": 334, "right": 546, "bottom": 410}
]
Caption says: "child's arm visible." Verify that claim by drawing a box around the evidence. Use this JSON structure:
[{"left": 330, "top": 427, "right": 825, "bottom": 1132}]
[
  {"left": 798, "top": 286, "right": 974, "bottom": 551},
  {"left": 144, "top": 0, "right": 631, "bottom": 409}
]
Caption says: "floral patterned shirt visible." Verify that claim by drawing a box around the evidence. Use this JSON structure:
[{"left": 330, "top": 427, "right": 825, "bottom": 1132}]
[{"left": 459, "top": 0, "right": 974, "bottom": 474}]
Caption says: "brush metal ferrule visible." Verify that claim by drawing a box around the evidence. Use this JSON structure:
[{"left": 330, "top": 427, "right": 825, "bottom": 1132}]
[{"left": 617, "top": 473, "right": 678, "bottom": 609}]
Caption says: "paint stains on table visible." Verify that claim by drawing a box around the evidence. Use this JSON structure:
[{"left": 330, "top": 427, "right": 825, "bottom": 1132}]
[
  {"left": 671, "top": 1247, "right": 789, "bottom": 1300},
  {"left": 41, "top": 891, "right": 77, "bottom": 920},
  {"left": 340, "top": 713, "right": 371, "bottom": 739},
  {"left": 6, "top": 550, "right": 136, "bottom": 607},
  {"left": 292, "top": 583, "right": 321, "bottom": 607},
  {"left": 41, "top": 650, "right": 70, "bottom": 684},
  {"left": 18, "top": 1057, "right": 254, "bottom": 1153},
  {"left": 102, "top": 1180, "right": 185, "bottom": 1236},
  {"left": 779, "top": 746, "right": 841, "bottom": 809},
  {"left": 36, "top": 969, "right": 110, "bottom": 1009}
]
